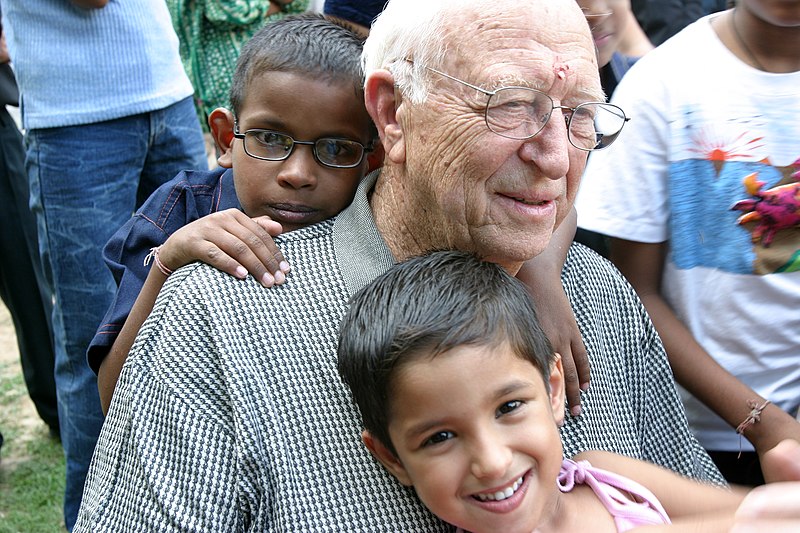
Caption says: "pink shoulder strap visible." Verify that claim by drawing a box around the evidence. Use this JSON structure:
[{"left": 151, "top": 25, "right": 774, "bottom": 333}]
[{"left": 558, "top": 458, "right": 671, "bottom": 531}]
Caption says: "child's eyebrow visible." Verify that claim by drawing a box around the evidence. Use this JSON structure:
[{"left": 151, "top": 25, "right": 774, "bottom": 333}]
[{"left": 492, "top": 379, "right": 537, "bottom": 402}]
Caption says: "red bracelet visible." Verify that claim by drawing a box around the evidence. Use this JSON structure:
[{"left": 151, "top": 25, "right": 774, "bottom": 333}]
[{"left": 143, "top": 246, "right": 174, "bottom": 277}]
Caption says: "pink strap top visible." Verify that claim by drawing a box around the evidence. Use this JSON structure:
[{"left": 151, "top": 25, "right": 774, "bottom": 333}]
[{"left": 557, "top": 458, "right": 671, "bottom": 531}]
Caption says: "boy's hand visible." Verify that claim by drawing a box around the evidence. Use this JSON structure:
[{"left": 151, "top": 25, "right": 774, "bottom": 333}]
[
  {"left": 733, "top": 479, "right": 800, "bottom": 532},
  {"left": 157, "top": 208, "right": 289, "bottom": 287}
]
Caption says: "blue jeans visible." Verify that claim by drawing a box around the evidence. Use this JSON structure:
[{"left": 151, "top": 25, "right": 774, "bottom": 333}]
[{"left": 24, "top": 96, "right": 207, "bottom": 531}]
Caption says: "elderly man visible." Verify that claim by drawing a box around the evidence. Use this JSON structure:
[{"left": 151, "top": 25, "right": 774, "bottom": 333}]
[{"left": 76, "top": 0, "right": 722, "bottom": 530}]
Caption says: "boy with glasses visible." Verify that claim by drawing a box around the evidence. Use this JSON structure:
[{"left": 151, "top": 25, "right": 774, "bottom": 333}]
[{"left": 87, "top": 14, "right": 377, "bottom": 412}]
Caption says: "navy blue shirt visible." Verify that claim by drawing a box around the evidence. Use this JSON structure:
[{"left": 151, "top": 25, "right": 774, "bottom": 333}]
[{"left": 87, "top": 167, "right": 240, "bottom": 373}]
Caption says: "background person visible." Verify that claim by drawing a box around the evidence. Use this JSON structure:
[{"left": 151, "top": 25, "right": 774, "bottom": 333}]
[
  {"left": 2, "top": 0, "right": 208, "bottom": 529},
  {"left": 576, "top": 0, "right": 800, "bottom": 486},
  {"left": 0, "top": 8, "right": 58, "bottom": 440},
  {"left": 167, "top": 0, "right": 310, "bottom": 166}
]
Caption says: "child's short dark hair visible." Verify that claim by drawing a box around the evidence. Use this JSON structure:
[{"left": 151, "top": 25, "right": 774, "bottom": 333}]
[
  {"left": 230, "top": 14, "right": 366, "bottom": 117},
  {"left": 337, "top": 250, "right": 555, "bottom": 455}
]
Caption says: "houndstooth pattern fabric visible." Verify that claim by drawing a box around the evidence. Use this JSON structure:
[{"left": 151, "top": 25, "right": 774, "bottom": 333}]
[
  {"left": 75, "top": 173, "right": 722, "bottom": 531},
  {"left": 559, "top": 243, "right": 722, "bottom": 483}
]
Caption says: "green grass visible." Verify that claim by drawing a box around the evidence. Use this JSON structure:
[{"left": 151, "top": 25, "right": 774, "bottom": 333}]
[{"left": 0, "top": 354, "right": 66, "bottom": 532}]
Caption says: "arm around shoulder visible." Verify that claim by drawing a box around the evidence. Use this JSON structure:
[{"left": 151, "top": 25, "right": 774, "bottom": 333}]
[{"left": 517, "top": 207, "right": 589, "bottom": 415}]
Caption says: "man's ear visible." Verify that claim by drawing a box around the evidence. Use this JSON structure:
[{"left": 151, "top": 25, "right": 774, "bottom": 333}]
[
  {"left": 548, "top": 353, "right": 566, "bottom": 427},
  {"left": 208, "top": 107, "right": 235, "bottom": 169},
  {"left": 361, "top": 430, "right": 413, "bottom": 486},
  {"left": 364, "top": 70, "right": 405, "bottom": 165}
]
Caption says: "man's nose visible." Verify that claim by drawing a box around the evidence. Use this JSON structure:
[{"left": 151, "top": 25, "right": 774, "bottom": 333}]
[{"left": 518, "top": 110, "right": 571, "bottom": 180}]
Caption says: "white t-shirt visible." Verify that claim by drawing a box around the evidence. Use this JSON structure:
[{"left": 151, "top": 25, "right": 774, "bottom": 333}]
[{"left": 576, "top": 14, "right": 800, "bottom": 452}]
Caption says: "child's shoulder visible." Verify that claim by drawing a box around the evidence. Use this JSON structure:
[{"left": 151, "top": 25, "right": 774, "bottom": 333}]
[
  {"left": 156, "top": 166, "right": 232, "bottom": 196},
  {"left": 136, "top": 167, "right": 239, "bottom": 223}
]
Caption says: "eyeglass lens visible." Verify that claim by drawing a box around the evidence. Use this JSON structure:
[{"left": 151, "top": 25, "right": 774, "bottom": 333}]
[
  {"left": 485, "top": 87, "right": 626, "bottom": 151},
  {"left": 243, "top": 130, "right": 365, "bottom": 167}
]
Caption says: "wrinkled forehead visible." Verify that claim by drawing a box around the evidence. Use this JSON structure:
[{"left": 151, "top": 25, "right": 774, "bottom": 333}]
[{"left": 440, "top": 0, "right": 601, "bottom": 100}]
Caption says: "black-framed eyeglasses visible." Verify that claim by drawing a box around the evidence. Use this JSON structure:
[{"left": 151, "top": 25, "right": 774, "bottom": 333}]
[
  {"left": 233, "top": 124, "right": 372, "bottom": 168},
  {"left": 406, "top": 60, "right": 629, "bottom": 151}
]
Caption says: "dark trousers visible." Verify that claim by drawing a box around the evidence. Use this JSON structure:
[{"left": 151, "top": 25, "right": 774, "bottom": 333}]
[
  {"left": 708, "top": 450, "right": 765, "bottom": 487},
  {"left": 0, "top": 106, "right": 58, "bottom": 432}
]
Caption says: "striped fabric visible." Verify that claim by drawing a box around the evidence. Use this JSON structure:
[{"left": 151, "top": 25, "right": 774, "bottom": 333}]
[{"left": 167, "top": 0, "right": 310, "bottom": 129}]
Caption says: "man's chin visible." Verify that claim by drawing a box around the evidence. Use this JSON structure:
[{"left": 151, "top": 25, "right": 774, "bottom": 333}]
[{"left": 477, "top": 239, "right": 552, "bottom": 273}]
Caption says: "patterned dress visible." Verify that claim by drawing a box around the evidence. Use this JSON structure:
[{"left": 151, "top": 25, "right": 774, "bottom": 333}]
[{"left": 167, "top": 0, "right": 310, "bottom": 130}]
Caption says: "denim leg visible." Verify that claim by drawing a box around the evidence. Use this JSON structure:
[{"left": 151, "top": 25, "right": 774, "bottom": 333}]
[
  {"left": 139, "top": 96, "right": 208, "bottom": 206},
  {"left": 24, "top": 106, "right": 204, "bottom": 531}
]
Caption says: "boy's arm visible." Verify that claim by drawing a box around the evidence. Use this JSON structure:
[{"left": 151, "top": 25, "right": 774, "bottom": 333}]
[
  {"left": 516, "top": 206, "right": 589, "bottom": 415},
  {"left": 98, "top": 209, "right": 286, "bottom": 414},
  {"left": 98, "top": 265, "right": 167, "bottom": 413},
  {"left": 609, "top": 238, "right": 800, "bottom": 476}
]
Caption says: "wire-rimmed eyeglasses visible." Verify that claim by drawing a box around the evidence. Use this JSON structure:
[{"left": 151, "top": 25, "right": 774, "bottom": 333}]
[
  {"left": 406, "top": 60, "right": 629, "bottom": 151},
  {"left": 233, "top": 123, "right": 372, "bottom": 169}
]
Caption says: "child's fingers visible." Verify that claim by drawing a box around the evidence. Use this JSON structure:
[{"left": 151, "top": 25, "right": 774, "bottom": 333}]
[
  {"left": 252, "top": 215, "right": 284, "bottom": 237},
  {"left": 734, "top": 482, "right": 800, "bottom": 527},
  {"left": 214, "top": 215, "right": 289, "bottom": 287},
  {"left": 732, "top": 523, "right": 800, "bottom": 533},
  {"left": 165, "top": 209, "right": 289, "bottom": 287},
  {"left": 761, "top": 439, "right": 800, "bottom": 483},
  {"left": 571, "top": 337, "right": 591, "bottom": 394}
]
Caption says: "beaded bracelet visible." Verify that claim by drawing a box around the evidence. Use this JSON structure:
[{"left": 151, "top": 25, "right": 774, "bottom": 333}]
[{"left": 143, "top": 245, "right": 174, "bottom": 277}]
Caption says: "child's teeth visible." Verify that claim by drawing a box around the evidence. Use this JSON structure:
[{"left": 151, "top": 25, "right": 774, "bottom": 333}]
[{"left": 478, "top": 476, "right": 523, "bottom": 501}]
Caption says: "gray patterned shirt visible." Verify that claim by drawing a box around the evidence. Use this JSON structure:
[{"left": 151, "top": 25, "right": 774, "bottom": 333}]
[{"left": 75, "top": 172, "right": 722, "bottom": 532}]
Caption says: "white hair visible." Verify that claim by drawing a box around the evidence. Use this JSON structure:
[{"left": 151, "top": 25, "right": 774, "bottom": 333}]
[
  {"left": 362, "top": 0, "right": 479, "bottom": 104},
  {"left": 363, "top": 0, "right": 590, "bottom": 103}
]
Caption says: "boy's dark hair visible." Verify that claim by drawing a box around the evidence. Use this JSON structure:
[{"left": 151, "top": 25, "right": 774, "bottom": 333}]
[
  {"left": 337, "top": 250, "right": 555, "bottom": 455},
  {"left": 230, "top": 14, "right": 366, "bottom": 118}
]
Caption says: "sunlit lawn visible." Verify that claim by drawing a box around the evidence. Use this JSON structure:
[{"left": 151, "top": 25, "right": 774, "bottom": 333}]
[{"left": 0, "top": 307, "right": 65, "bottom": 533}]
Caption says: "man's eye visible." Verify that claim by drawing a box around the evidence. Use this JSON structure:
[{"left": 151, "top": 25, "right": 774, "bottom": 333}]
[
  {"left": 497, "top": 400, "right": 523, "bottom": 417},
  {"left": 422, "top": 431, "right": 454, "bottom": 447}
]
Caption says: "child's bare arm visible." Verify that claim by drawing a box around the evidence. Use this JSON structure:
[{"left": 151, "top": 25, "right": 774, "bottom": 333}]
[
  {"left": 97, "top": 209, "right": 286, "bottom": 413},
  {"left": 98, "top": 265, "right": 166, "bottom": 413},
  {"left": 516, "top": 207, "right": 589, "bottom": 415},
  {"left": 609, "top": 238, "right": 800, "bottom": 465},
  {"left": 576, "top": 450, "right": 745, "bottom": 531},
  {"left": 581, "top": 445, "right": 800, "bottom": 532}
]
